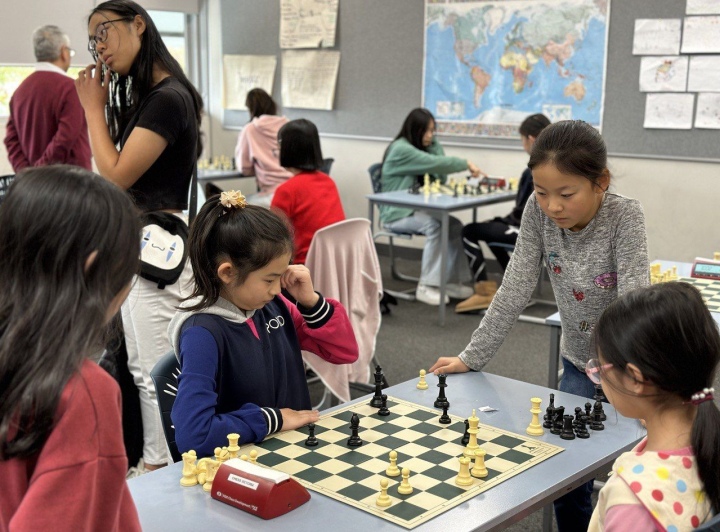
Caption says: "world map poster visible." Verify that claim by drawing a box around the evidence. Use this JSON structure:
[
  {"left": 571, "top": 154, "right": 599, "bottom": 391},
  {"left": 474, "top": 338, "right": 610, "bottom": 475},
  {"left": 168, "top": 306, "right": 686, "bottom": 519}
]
[{"left": 423, "top": 0, "right": 610, "bottom": 138}]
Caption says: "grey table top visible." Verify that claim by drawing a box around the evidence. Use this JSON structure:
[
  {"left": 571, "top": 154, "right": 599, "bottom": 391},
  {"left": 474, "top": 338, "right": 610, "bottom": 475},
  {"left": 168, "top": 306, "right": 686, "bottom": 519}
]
[
  {"left": 366, "top": 189, "right": 516, "bottom": 213},
  {"left": 128, "top": 371, "right": 643, "bottom": 532},
  {"left": 545, "top": 260, "right": 720, "bottom": 327}
]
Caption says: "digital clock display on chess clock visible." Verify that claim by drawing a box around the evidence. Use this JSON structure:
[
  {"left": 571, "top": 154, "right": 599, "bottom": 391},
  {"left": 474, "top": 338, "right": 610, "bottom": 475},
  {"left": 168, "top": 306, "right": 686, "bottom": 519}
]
[{"left": 691, "top": 259, "right": 720, "bottom": 280}]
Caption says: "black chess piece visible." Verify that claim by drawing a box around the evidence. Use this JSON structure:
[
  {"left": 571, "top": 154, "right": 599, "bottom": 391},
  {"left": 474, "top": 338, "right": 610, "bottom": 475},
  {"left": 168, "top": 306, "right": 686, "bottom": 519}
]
[
  {"left": 593, "top": 400, "right": 607, "bottom": 422},
  {"left": 369, "top": 365, "right": 384, "bottom": 408},
  {"left": 550, "top": 410, "right": 563, "bottom": 435},
  {"left": 305, "top": 423, "right": 318, "bottom": 447},
  {"left": 575, "top": 416, "right": 590, "bottom": 439},
  {"left": 593, "top": 384, "right": 607, "bottom": 403},
  {"left": 584, "top": 402, "right": 592, "bottom": 421},
  {"left": 590, "top": 411, "right": 605, "bottom": 431},
  {"left": 439, "top": 403, "right": 451, "bottom": 424},
  {"left": 378, "top": 394, "right": 390, "bottom": 416},
  {"left": 573, "top": 407, "right": 583, "bottom": 427},
  {"left": 543, "top": 393, "right": 555, "bottom": 428},
  {"left": 560, "top": 415, "right": 576, "bottom": 440},
  {"left": 347, "top": 413, "right": 363, "bottom": 447},
  {"left": 460, "top": 419, "right": 470, "bottom": 445},
  {"left": 434, "top": 374, "right": 450, "bottom": 409}
]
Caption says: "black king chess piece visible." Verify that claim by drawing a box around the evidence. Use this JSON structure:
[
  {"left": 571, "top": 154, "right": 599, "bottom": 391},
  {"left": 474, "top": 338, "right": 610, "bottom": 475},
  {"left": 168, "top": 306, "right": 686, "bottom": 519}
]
[
  {"left": 369, "top": 365, "right": 384, "bottom": 408},
  {"left": 434, "top": 374, "right": 450, "bottom": 409}
]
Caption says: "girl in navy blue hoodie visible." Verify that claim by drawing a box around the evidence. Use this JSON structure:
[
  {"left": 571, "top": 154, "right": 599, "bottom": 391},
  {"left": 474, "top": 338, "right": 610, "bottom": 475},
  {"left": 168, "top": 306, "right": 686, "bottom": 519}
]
[{"left": 169, "top": 191, "right": 359, "bottom": 458}]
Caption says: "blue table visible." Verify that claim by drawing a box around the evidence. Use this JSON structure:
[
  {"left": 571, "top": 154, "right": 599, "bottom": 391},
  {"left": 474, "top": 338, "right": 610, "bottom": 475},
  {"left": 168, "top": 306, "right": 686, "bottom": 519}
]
[
  {"left": 544, "top": 260, "right": 720, "bottom": 389},
  {"left": 128, "top": 371, "right": 643, "bottom": 532},
  {"left": 367, "top": 189, "right": 516, "bottom": 326}
]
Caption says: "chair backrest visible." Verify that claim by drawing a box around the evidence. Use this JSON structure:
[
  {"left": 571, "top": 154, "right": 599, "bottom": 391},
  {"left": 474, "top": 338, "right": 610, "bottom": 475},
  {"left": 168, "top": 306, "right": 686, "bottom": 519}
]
[
  {"left": 695, "top": 512, "right": 720, "bottom": 532},
  {"left": 368, "top": 163, "right": 383, "bottom": 193},
  {"left": 320, "top": 158, "right": 335, "bottom": 175},
  {"left": 150, "top": 351, "right": 182, "bottom": 463}
]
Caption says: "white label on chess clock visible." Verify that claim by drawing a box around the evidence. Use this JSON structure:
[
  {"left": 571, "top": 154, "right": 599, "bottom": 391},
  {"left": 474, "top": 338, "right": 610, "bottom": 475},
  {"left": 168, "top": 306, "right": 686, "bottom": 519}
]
[{"left": 228, "top": 473, "right": 259, "bottom": 491}]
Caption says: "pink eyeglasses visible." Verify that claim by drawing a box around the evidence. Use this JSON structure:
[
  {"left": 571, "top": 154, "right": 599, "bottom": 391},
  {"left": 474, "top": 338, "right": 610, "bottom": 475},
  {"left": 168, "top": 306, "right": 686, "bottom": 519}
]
[{"left": 585, "top": 358, "right": 613, "bottom": 385}]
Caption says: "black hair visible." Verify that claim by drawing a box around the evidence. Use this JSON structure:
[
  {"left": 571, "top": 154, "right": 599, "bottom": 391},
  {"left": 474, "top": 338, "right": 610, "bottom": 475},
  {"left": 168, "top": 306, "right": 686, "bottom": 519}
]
[
  {"left": 186, "top": 195, "right": 294, "bottom": 310},
  {"left": 0, "top": 165, "right": 140, "bottom": 460},
  {"left": 528, "top": 120, "right": 609, "bottom": 185},
  {"left": 519, "top": 113, "right": 551, "bottom": 139},
  {"left": 278, "top": 119, "right": 324, "bottom": 171},
  {"left": 90, "top": 0, "right": 204, "bottom": 157},
  {"left": 246, "top": 88, "right": 277, "bottom": 120},
  {"left": 593, "top": 282, "right": 720, "bottom": 513}
]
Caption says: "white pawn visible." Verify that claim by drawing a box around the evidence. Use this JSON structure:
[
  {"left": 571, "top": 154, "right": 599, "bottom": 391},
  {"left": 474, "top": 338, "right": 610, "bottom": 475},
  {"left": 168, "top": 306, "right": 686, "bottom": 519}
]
[
  {"left": 417, "top": 369, "right": 428, "bottom": 390},
  {"left": 376, "top": 478, "right": 392, "bottom": 507},
  {"left": 249, "top": 449, "right": 258, "bottom": 463},
  {"left": 455, "top": 456, "right": 473, "bottom": 486},
  {"left": 397, "top": 467, "right": 413, "bottom": 495},
  {"left": 386, "top": 450, "right": 400, "bottom": 477},
  {"left": 240, "top": 454, "right": 248, "bottom": 461},
  {"left": 471, "top": 448, "right": 488, "bottom": 478}
]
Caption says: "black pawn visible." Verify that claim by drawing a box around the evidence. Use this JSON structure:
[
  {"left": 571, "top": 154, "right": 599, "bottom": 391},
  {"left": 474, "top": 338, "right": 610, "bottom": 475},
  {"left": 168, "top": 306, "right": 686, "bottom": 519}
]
[
  {"left": 369, "top": 365, "right": 384, "bottom": 408},
  {"left": 560, "top": 415, "right": 576, "bottom": 440},
  {"left": 584, "top": 402, "right": 592, "bottom": 421},
  {"left": 347, "top": 413, "right": 363, "bottom": 447},
  {"left": 434, "top": 374, "right": 449, "bottom": 409},
  {"left": 439, "top": 403, "right": 451, "bottom": 424},
  {"left": 573, "top": 407, "right": 583, "bottom": 427},
  {"left": 378, "top": 394, "right": 390, "bottom": 416},
  {"left": 593, "top": 400, "right": 606, "bottom": 422},
  {"left": 575, "top": 416, "right": 590, "bottom": 439},
  {"left": 590, "top": 411, "right": 604, "bottom": 431},
  {"left": 305, "top": 423, "right": 318, "bottom": 447},
  {"left": 460, "top": 419, "right": 470, "bottom": 445}
]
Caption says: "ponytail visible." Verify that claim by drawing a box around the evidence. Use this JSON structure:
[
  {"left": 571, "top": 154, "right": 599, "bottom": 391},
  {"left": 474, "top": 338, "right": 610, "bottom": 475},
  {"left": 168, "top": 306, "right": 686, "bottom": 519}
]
[
  {"left": 185, "top": 194, "right": 293, "bottom": 310},
  {"left": 692, "top": 400, "right": 720, "bottom": 514}
]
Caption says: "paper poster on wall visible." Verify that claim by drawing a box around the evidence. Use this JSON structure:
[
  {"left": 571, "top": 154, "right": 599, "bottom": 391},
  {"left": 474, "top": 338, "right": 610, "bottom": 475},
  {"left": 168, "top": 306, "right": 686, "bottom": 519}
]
[
  {"left": 644, "top": 93, "right": 694, "bottom": 129},
  {"left": 632, "top": 19, "right": 682, "bottom": 55},
  {"left": 222, "top": 55, "right": 277, "bottom": 110},
  {"left": 281, "top": 50, "right": 340, "bottom": 110},
  {"left": 687, "top": 55, "right": 720, "bottom": 91},
  {"left": 682, "top": 16, "right": 720, "bottom": 53},
  {"left": 280, "top": 0, "right": 339, "bottom": 49},
  {"left": 687, "top": 0, "right": 720, "bottom": 15},
  {"left": 694, "top": 93, "right": 720, "bottom": 128},
  {"left": 639, "top": 56, "right": 688, "bottom": 92}
]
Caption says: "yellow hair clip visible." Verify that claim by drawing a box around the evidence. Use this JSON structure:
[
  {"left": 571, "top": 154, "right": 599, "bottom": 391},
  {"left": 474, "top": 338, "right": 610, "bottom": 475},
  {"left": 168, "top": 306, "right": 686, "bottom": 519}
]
[{"left": 219, "top": 190, "right": 248, "bottom": 209}]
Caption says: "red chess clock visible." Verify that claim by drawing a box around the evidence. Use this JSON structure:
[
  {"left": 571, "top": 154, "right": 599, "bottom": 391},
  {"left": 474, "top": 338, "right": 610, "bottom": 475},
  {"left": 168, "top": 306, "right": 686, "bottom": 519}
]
[
  {"left": 691, "top": 258, "right": 720, "bottom": 281},
  {"left": 211, "top": 458, "right": 310, "bottom": 519}
]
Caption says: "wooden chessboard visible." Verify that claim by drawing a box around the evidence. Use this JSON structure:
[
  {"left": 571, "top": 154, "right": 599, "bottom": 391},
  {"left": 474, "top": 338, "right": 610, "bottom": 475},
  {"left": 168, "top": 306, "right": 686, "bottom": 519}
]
[
  {"left": 680, "top": 276, "right": 720, "bottom": 313},
  {"left": 237, "top": 397, "right": 564, "bottom": 529}
]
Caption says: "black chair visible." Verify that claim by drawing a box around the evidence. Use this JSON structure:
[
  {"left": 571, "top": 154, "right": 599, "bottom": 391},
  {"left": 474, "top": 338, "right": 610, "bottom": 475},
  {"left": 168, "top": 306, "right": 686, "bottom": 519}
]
[
  {"left": 320, "top": 158, "right": 334, "bottom": 175},
  {"left": 150, "top": 351, "right": 182, "bottom": 463},
  {"left": 368, "top": 163, "right": 421, "bottom": 301}
]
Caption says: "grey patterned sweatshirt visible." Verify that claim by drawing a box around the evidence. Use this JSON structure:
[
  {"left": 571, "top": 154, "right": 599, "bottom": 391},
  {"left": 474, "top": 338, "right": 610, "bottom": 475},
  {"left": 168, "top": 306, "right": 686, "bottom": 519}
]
[{"left": 459, "top": 192, "right": 649, "bottom": 371}]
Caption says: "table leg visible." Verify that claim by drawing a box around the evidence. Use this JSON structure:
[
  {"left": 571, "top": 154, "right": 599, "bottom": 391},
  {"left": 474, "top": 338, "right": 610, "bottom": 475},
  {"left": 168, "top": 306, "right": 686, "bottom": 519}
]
[
  {"left": 439, "top": 212, "right": 449, "bottom": 326},
  {"left": 542, "top": 505, "right": 553, "bottom": 532},
  {"left": 368, "top": 201, "right": 375, "bottom": 229},
  {"left": 548, "top": 325, "right": 561, "bottom": 389}
]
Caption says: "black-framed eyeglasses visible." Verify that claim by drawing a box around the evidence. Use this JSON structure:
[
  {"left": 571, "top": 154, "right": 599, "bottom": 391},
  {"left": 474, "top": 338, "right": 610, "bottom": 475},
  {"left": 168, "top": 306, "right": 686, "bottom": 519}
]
[{"left": 87, "top": 17, "right": 131, "bottom": 59}]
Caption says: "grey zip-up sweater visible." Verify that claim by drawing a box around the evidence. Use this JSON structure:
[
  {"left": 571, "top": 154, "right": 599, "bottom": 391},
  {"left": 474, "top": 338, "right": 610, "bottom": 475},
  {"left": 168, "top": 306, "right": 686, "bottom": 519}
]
[{"left": 459, "top": 192, "right": 649, "bottom": 371}]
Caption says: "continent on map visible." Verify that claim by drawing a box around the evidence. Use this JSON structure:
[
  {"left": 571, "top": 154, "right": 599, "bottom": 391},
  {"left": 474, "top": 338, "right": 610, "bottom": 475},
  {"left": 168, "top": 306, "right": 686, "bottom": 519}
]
[
  {"left": 470, "top": 66, "right": 491, "bottom": 106},
  {"left": 564, "top": 79, "right": 586, "bottom": 102},
  {"left": 499, "top": 49, "right": 539, "bottom": 94}
]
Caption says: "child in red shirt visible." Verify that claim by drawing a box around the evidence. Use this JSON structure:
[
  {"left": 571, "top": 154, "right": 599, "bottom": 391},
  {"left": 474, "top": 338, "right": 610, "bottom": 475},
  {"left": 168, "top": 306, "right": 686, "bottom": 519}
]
[{"left": 271, "top": 119, "right": 345, "bottom": 264}]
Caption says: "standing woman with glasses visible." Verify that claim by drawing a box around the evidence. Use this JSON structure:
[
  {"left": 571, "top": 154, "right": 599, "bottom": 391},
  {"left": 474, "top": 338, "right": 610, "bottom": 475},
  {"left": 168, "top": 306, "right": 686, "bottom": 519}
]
[{"left": 75, "top": 0, "right": 203, "bottom": 472}]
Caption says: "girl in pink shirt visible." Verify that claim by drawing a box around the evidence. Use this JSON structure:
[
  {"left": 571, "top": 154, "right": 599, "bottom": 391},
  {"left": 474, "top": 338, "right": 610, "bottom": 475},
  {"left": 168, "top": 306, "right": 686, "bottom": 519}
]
[
  {"left": 235, "top": 88, "right": 292, "bottom": 207},
  {"left": 588, "top": 282, "right": 719, "bottom": 531}
]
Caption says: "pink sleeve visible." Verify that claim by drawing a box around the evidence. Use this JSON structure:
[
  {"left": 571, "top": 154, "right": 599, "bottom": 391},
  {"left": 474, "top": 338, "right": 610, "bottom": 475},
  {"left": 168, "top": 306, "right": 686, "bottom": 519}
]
[
  {"left": 604, "top": 504, "right": 659, "bottom": 532},
  {"left": 282, "top": 295, "right": 359, "bottom": 365},
  {"left": 235, "top": 127, "right": 255, "bottom": 176}
]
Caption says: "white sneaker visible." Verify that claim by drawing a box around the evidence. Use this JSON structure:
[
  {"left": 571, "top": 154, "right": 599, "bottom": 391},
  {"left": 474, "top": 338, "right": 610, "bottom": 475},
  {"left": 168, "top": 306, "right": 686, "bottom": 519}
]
[
  {"left": 446, "top": 284, "right": 474, "bottom": 299},
  {"left": 415, "top": 284, "right": 450, "bottom": 306}
]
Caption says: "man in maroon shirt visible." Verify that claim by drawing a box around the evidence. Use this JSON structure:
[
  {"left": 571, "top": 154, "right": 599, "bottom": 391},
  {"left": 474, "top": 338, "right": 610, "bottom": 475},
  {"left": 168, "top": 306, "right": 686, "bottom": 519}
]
[{"left": 4, "top": 25, "right": 91, "bottom": 171}]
